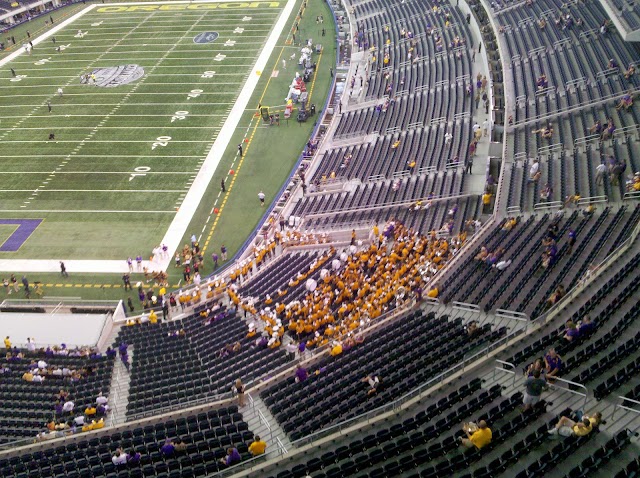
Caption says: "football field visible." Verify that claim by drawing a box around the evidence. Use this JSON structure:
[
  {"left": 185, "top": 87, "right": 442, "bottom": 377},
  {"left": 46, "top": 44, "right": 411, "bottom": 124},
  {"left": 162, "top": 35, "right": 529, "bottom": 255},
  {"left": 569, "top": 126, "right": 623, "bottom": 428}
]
[{"left": 0, "top": 0, "right": 292, "bottom": 268}]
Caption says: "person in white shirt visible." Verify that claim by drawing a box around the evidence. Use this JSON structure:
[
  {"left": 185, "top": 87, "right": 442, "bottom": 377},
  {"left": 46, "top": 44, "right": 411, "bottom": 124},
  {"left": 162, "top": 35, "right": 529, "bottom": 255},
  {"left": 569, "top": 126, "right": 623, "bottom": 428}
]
[
  {"left": 32, "top": 374, "right": 45, "bottom": 383},
  {"left": 26, "top": 338, "right": 36, "bottom": 353},
  {"left": 74, "top": 415, "right": 85, "bottom": 426},
  {"left": 595, "top": 162, "right": 607, "bottom": 185},
  {"left": 37, "top": 360, "right": 47, "bottom": 369},
  {"left": 112, "top": 449, "right": 128, "bottom": 466},
  {"left": 493, "top": 259, "right": 512, "bottom": 271},
  {"left": 529, "top": 159, "right": 540, "bottom": 181},
  {"left": 483, "top": 119, "right": 489, "bottom": 137},
  {"left": 62, "top": 401, "right": 74, "bottom": 413},
  {"left": 52, "top": 368, "right": 63, "bottom": 376},
  {"left": 444, "top": 132, "right": 453, "bottom": 144},
  {"left": 96, "top": 393, "right": 108, "bottom": 406}
]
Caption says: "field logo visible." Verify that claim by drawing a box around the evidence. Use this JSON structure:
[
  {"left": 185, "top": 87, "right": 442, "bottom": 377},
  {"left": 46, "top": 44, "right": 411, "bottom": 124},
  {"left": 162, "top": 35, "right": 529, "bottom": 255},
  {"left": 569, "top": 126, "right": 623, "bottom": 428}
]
[
  {"left": 84, "top": 64, "right": 144, "bottom": 87},
  {"left": 194, "top": 32, "right": 219, "bottom": 44}
]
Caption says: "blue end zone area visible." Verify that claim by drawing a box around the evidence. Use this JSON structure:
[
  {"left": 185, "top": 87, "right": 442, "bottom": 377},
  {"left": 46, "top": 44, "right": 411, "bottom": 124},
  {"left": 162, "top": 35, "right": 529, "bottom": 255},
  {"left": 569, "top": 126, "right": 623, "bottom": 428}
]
[{"left": 0, "top": 219, "right": 43, "bottom": 252}]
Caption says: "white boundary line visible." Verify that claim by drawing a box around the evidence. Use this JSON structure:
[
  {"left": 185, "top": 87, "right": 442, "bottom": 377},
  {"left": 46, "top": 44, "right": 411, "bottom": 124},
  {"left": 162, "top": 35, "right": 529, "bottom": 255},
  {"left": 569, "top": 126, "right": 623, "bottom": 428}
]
[{"left": 0, "top": 0, "right": 294, "bottom": 273}]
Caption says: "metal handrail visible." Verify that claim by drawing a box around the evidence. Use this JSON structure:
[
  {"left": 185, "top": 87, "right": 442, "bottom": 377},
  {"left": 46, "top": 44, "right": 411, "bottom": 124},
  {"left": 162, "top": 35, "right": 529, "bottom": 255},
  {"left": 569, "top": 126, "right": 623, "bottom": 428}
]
[
  {"left": 494, "top": 359, "right": 517, "bottom": 386},
  {"left": 547, "top": 376, "right": 589, "bottom": 410},
  {"left": 612, "top": 396, "right": 640, "bottom": 421},
  {"left": 276, "top": 437, "right": 288, "bottom": 455},
  {"left": 257, "top": 409, "right": 272, "bottom": 440},
  {"left": 302, "top": 192, "right": 477, "bottom": 219}
]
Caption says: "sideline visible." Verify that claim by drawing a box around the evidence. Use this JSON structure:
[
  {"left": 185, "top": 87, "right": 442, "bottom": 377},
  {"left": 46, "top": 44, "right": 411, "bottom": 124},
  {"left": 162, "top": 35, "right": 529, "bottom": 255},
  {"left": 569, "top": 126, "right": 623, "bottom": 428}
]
[{"left": 157, "top": 0, "right": 297, "bottom": 270}]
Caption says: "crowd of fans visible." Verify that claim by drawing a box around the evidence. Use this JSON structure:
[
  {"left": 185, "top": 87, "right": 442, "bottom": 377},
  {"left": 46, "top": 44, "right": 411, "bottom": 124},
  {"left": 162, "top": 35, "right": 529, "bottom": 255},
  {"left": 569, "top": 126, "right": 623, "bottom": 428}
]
[{"left": 229, "top": 220, "right": 466, "bottom": 353}]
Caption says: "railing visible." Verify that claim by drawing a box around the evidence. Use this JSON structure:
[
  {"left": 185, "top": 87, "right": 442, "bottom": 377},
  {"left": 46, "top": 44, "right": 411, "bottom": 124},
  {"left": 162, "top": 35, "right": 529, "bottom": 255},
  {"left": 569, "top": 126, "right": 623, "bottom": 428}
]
[
  {"left": 512, "top": 86, "right": 640, "bottom": 127},
  {"left": 301, "top": 192, "right": 476, "bottom": 220},
  {"left": 624, "top": 190, "right": 640, "bottom": 201},
  {"left": 574, "top": 124, "right": 640, "bottom": 147},
  {"left": 612, "top": 396, "right": 640, "bottom": 421},
  {"left": 257, "top": 409, "right": 273, "bottom": 441},
  {"left": 538, "top": 142, "right": 563, "bottom": 156},
  {"left": 553, "top": 37, "right": 572, "bottom": 49},
  {"left": 576, "top": 195, "right": 608, "bottom": 206},
  {"left": 506, "top": 205, "right": 521, "bottom": 215},
  {"left": 333, "top": 129, "right": 367, "bottom": 140},
  {"left": 533, "top": 200, "right": 563, "bottom": 211},
  {"left": 276, "top": 437, "right": 288, "bottom": 455},
  {"left": 547, "top": 376, "right": 589, "bottom": 410},
  {"left": 494, "top": 309, "right": 530, "bottom": 332},
  {"left": 0, "top": 299, "right": 120, "bottom": 309},
  {"left": 493, "top": 359, "right": 518, "bottom": 386}
]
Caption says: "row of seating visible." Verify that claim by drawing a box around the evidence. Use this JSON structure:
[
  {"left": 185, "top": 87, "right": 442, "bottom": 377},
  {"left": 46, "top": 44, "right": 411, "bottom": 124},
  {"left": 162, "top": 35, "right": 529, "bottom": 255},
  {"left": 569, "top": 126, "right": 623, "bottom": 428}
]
[
  {"left": 0, "top": 405, "right": 255, "bottom": 478},
  {"left": 117, "top": 308, "right": 289, "bottom": 416},
  {"left": 261, "top": 310, "right": 506, "bottom": 440},
  {"left": 0, "top": 354, "right": 113, "bottom": 443}
]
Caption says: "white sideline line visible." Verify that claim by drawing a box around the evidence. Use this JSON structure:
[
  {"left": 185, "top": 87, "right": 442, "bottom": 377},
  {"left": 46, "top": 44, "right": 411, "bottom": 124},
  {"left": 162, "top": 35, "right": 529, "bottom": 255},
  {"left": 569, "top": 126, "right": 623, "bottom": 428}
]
[{"left": 157, "top": 0, "right": 297, "bottom": 271}]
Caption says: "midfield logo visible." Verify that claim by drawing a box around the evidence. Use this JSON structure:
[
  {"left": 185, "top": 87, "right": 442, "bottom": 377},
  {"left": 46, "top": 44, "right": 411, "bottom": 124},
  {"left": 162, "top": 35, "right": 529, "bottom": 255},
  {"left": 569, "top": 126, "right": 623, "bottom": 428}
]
[
  {"left": 82, "top": 64, "right": 145, "bottom": 87},
  {"left": 193, "top": 32, "right": 219, "bottom": 44}
]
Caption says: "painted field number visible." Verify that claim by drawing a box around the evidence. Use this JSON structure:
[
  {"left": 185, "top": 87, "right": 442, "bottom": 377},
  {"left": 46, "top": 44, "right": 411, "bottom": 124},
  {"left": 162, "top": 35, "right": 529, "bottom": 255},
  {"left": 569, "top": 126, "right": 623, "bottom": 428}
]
[
  {"left": 151, "top": 136, "right": 172, "bottom": 150},
  {"left": 201, "top": 71, "right": 216, "bottom": 78},
  {"left": 187, "top": 89, "right": 203, "bottom": 100},
  {"left": 129, "top": 166, "right": 150, "bottom": 181},
  {"left": 171, "top": 111, "right": 189, "bottom": 122}
]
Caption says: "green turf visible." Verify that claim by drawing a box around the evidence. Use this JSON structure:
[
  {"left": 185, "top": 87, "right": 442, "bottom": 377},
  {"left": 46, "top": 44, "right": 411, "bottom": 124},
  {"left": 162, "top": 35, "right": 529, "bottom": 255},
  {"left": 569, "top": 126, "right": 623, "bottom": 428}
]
[
  {"left": 0, "top": 2, "right": 285, "bottom": 259},
  {"left": 0, "top": 0, "right": 337, "bottom": 301}
]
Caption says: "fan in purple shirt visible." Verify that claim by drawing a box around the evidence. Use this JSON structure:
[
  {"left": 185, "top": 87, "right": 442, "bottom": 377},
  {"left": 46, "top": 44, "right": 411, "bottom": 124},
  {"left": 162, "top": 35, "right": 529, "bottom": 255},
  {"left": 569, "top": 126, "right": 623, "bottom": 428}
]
[{"left": 295, "top": 365, "right": 308, "bottom": 382}]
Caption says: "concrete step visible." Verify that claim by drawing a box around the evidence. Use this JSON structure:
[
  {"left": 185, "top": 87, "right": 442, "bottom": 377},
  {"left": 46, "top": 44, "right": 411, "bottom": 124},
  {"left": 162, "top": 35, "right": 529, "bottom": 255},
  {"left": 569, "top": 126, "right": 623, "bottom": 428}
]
[
  {"left": 106, "top": 345, "right": 134, "bottom": 427},
  {"left": 244, "top": 395, "right": 293, "bottom": 456}
]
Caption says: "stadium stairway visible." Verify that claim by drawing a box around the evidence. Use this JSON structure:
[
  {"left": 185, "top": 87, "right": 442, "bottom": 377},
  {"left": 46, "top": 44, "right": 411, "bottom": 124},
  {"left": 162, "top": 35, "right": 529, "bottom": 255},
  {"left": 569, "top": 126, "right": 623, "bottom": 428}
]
[
  {"left": 106, "top": 345, "right": 133, "bottom": 428},
  {"left": 242, "top": 394, "right": 291, "bottom": 460}
]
